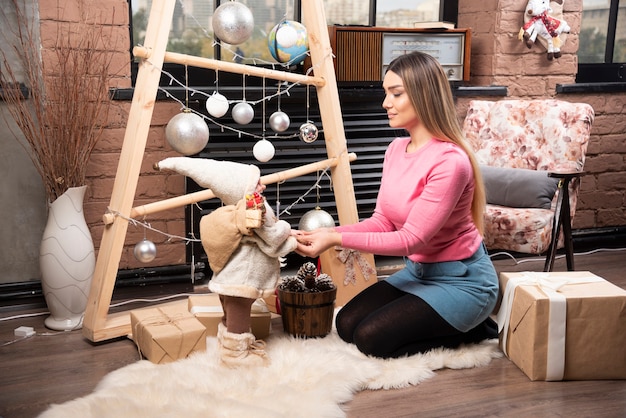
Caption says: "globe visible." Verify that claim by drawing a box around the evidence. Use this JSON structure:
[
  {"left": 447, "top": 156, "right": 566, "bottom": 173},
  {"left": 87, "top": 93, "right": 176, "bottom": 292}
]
[{"left": 268, "top": 20, "right": 309, "bottom": 64}]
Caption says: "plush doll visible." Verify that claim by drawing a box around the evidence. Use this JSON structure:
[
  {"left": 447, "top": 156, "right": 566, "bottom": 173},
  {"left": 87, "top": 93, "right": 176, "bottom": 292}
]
[
  {"left": 157, "top": 157, "right": 297, "bottom": 367},
  {"left": 519, "top": 0, "right": 570, "bottom": 60}
]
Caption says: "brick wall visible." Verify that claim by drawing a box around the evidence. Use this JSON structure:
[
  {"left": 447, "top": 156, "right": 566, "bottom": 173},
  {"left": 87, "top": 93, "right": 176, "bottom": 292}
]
[
  {"left": 41, "top": 0, "right": 625, "bottom": 271},
  {"left": 37, "top": 0, "right": 188, "bottom": 269},
  {"left": 92, "top": 99, "right": 189, "bottom": 269},
  {"left": 85, "top": 98, "right": 187, "bottom": 270}
]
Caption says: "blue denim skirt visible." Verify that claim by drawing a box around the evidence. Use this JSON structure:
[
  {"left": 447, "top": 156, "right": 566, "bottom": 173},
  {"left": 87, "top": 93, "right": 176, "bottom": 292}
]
[{"left": 384, "top": 243, "right": 499, "bottom": 332}]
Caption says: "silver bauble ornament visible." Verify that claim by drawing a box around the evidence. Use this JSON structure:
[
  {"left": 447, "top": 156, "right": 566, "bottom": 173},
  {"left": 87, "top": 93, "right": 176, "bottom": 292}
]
[
  {"left": 212, "top": 2, "right": 254, "bottom": 45},
  {"left": 165, "top": 112, "right": 209, "bottom": 155},
  {"left": 253, "top": 139, "right": 275, "bottom": 162},
  {"left": 205, "top": 92, "right": 229, "bottom": 118},
  {"left": 298, "top": 207, "right": 335, "bottom": 231},
  {"left": 299, "top": 122, "right": 319, "bottom": 143},
  {"left": 134, "top": 239, "right": 157, "bottom": 263},
  {"left": 269, "top": 110, "right": 290, "bottom": 132},
  {"left": 232, "top": 102, "right": 254, "bottom": 125}
]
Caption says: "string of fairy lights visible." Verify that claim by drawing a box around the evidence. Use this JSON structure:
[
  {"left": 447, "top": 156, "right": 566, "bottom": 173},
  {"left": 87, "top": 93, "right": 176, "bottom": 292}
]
[
  {"left": 129, "top": 0, "right": 337, "bottom": 263},
  {"left": 155, "top": 63, "right": 320, "bottom": 142}
]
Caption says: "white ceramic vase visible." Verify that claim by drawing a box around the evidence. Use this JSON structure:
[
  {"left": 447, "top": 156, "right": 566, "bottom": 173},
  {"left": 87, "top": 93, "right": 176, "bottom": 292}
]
[{"left": 39, "top": 185, "right": 95, "bottom": 331}]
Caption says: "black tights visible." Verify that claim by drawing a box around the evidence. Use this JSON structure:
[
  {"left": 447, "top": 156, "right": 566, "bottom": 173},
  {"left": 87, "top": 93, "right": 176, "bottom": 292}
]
[{"left": 336, "top": 281, "right": 497, "bottom": 359}]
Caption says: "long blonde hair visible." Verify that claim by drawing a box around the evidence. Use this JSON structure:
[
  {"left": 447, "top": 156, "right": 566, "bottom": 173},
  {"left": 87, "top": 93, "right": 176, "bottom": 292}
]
[{"left": 386, "top": 52, "right": 485, "bottom": 234}]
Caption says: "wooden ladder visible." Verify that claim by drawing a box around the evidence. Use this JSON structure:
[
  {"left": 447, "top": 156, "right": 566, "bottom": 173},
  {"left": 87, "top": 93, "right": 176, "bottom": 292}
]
[{"left": 82, "top": 0, "right": 375, "bottom": 343}]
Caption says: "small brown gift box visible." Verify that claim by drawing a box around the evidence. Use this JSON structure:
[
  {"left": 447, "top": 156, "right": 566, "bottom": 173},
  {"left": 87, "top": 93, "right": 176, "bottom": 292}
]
[
  {"left": 130, "top": 304, "right": 206, "bottom": 364},
  {"left": 496, "top": 271, "right": 626, "bottom": 381},
  {"left": 188, "top": 294, "right": 271, "bottom": 339},
  {"left": 262, "top": 291, "right": 281, "bottom": 315},
  {"left": 318, "top": 247, "right": 378, "bottom": 307}
]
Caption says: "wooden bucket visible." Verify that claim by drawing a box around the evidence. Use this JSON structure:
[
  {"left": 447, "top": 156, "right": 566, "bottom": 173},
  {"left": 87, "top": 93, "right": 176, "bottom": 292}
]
[{"left": 277, "top": 288, "right": 337, "bottom": 338}]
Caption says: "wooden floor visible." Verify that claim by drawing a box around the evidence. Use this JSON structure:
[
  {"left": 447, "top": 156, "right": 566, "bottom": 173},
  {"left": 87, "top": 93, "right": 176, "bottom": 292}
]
[{"left": 1, "top": 249, "right": 625, "bottom": 418}]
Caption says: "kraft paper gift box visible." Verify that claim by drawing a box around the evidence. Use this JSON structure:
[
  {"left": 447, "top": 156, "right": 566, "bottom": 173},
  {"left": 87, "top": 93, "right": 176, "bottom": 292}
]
[
  {"left": 496, "top": 271, "right": 626, "bottom": 381},
  {"left": 188, "top": 294, "right": 271, "bottom": 339},
  {"left": 318, "top": 246, "right": 378, "bottom": 307},
  {"left": 130, "top": 304, "right": 206, "bottom": 364},
  {"left": 263, "top": 291, "right": 281, "bottom": 315}
]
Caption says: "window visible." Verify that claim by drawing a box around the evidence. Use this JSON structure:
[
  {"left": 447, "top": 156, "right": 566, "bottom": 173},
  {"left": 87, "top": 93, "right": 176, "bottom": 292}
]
[
  {"left": 129, "top": 0, "right": 448, "bottom": 86},
  {"left": 375, "top": 1, "right": 440, "bottom": 27},
  {"left": 577, "top": 0, "right": 625, "bottom": 83},
  {"left": 131, "top": 0, "right": 294, "bottom": 63},
  {"left": 322, "top": 0, "right": 441, "bottom": 27}
]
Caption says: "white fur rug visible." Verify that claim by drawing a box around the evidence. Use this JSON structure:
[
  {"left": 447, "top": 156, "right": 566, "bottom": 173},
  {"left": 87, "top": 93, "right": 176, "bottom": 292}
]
[{"left": 40, "top": 331, "right": 501, "bottom": 418}]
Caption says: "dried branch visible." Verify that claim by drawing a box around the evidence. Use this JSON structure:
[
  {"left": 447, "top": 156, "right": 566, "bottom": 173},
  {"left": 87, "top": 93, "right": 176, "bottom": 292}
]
[{"left": 0, "top": 0, "right": 117, "bottom": 202}]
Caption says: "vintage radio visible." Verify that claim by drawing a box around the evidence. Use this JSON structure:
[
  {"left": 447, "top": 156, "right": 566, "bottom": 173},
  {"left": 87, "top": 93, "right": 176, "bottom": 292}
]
[{"left": 328, "top": 26, "right": 471, "bottom": 82}]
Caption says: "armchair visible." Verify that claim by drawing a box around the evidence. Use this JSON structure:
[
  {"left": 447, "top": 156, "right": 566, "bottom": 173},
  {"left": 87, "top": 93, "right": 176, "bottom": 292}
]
[{"left": 462, "top": 99, "right": 594, "bottom": 271}]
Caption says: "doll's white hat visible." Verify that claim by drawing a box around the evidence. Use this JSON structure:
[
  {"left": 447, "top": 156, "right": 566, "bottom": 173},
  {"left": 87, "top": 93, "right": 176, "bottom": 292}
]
[{"left": 157, "top": 157, "right": 260, "bottom": 205}]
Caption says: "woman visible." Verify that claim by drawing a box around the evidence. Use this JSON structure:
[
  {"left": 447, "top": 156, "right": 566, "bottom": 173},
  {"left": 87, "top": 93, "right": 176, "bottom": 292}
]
[{"left": 294, "top": 51, "right": 499, "bottom": 359}]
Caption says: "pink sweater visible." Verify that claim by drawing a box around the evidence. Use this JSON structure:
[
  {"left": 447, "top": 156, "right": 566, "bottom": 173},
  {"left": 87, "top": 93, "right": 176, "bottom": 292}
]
[{"left": 337, "top": 137, "right": 482, "bottom": 263}]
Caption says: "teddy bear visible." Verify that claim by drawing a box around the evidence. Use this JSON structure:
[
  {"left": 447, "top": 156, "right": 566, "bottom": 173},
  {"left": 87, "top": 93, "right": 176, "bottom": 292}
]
[
  {"left": 156, "top": 157, "right": 297, "bottom": 367},
  {"left": 519, "top": 0, "right": 570, "bottom": 60}
]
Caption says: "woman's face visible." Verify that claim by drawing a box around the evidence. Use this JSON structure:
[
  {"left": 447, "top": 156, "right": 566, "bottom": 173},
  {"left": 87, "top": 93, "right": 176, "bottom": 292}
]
[{"left": 382, "top": 70, "right": 419, "bottom": 131}]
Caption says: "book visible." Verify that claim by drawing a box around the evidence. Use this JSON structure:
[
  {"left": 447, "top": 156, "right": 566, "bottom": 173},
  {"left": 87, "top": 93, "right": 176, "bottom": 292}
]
[{"left": 413, "top": 21, "right": 455, "bottom": 30}]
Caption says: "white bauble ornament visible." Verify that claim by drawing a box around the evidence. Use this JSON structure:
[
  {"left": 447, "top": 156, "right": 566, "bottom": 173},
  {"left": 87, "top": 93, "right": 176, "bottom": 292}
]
[
  {"left": 269, "top": 110, "right": 290, "bottom": 132},
  {"left": 253, "top": 139, "right": 275, "bottom": 162},
  {"left": 298, "top": 207, "right": 335, "bottom": 231},
  {"left": 134, "top": 239, "right": 157, "bottom": 263},
  {"left": 299, "top": 122, "right": 319, "bottom": 143},
  {"left": 165, "top": 112, "right": 210, "bottom": 155},
  {"left": 276, "top": 24, "right": 298, "bottom": 48},
  {"left": 212, "top": 2, "right": 254, "bottom": 45},
  {"left": 232, "top": 102, "right": 254, "bottom": 125},
  {"left": 205, "top": 92, "right": 229, "bottom": 118}
]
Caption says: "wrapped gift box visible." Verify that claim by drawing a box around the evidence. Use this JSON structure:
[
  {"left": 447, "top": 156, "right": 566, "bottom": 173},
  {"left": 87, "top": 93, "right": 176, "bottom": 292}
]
[
  {"left": 188, "top": 294, "right": 271, "bottom": 339},
  {"left": 130, "top": 304, "right": 206, "bottom": 364},
  {"left": 496, "top": 271, "right": 626, "bottom": 381},
  {"left": 318, "top": 247, "right": 378, "bottom": 306},
  {"left": 263, "top": 290, "right": 281, "bottom": 315}
]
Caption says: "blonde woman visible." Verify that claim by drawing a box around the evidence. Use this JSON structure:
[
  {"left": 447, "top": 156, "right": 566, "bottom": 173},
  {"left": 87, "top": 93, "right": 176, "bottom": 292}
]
[{"left": 294, "top": 51, "right": 498, "bottom": 358}]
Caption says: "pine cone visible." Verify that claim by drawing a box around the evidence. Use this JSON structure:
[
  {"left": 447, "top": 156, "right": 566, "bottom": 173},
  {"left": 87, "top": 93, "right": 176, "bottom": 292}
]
[
  {"left": 296, "top": 261, "right": 317, "bottom": 279},
  {"left": 279, "top": 275, "right": 305, "bottom": 292},
  {"left": 296, "top": 262, "right": 318, "bottom": 290},
  {"left": 315, "top": 273, "right": 336, "bottom": 291}
]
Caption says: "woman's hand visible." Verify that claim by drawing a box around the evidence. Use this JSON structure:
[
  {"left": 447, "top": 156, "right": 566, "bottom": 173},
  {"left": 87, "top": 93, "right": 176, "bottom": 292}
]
[{"left": 292, "top": 228, "right": 341, "bottom": 258}]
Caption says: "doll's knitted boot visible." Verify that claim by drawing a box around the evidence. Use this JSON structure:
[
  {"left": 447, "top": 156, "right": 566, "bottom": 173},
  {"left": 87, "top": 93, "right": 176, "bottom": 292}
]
[{"left": 217, "top": 323, "right": 269, "bottom": 368}]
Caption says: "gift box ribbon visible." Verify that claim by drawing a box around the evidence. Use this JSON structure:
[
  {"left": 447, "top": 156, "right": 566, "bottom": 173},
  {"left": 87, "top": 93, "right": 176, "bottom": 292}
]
[
  {"left": 496, "top": 272, "right": 604, "bottom": 381},
  {"left": 189, "top": 306, "right": 223, "bottom": 315},
  {"left": 189, "top": 298, "right": 269, "bottom": 315},
  {"left": 133, "top": 308, "right": 189, "bottom": 361},
  {"left": 336, "top": 247, "right": 377, "bottom": 286}
]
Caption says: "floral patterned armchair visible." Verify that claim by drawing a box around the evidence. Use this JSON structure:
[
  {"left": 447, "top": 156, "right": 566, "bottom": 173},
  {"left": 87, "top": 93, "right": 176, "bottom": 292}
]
[{"left": 462, "top": 99, "right": 594, "bottom": 271}]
